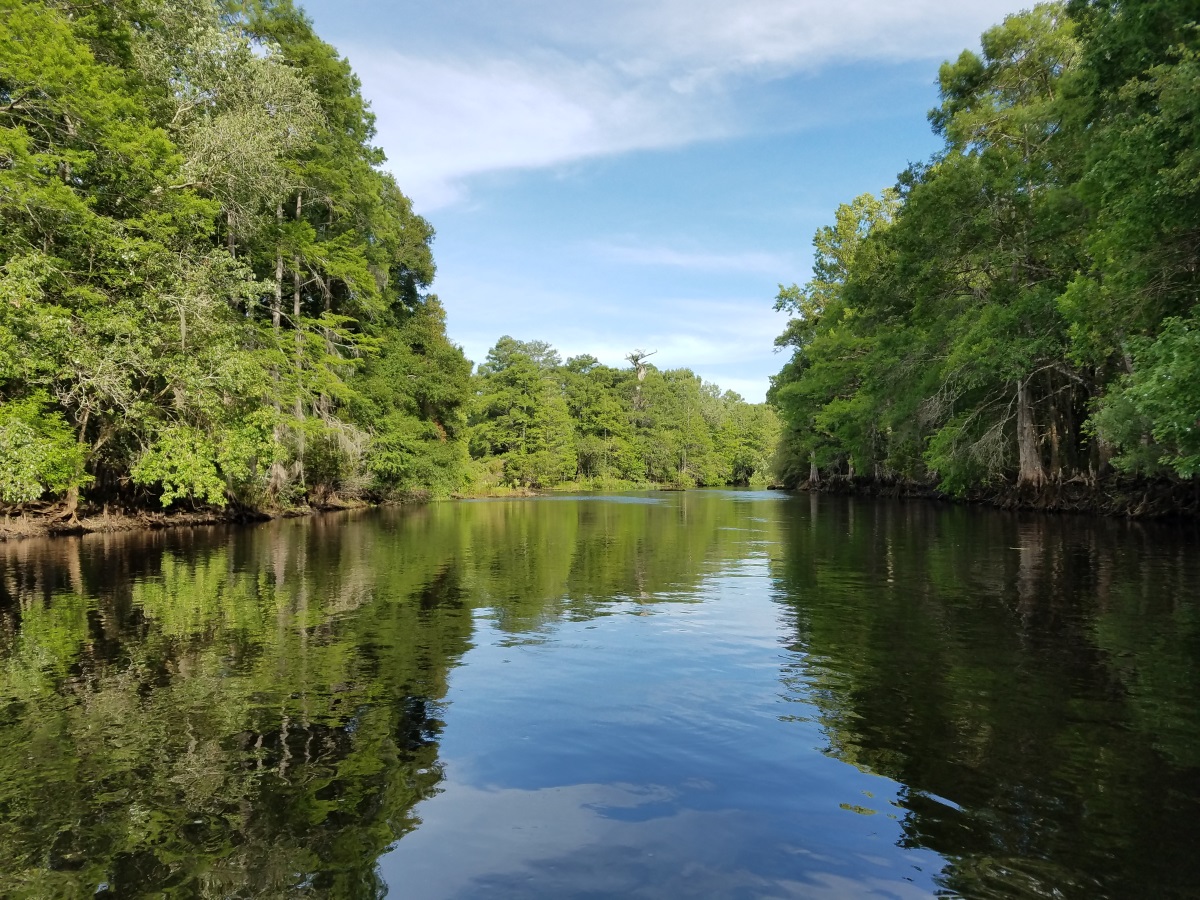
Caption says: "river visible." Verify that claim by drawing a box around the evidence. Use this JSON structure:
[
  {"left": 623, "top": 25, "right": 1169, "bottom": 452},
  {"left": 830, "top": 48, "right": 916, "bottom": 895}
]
[{"left": 1, "top": 492, "right": 1197, "bottom": 897}]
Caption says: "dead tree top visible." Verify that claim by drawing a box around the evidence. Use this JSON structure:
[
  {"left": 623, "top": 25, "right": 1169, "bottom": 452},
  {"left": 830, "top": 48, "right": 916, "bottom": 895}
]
[{"left": 625, "top": 349, "right": 657, "bottom": 382}]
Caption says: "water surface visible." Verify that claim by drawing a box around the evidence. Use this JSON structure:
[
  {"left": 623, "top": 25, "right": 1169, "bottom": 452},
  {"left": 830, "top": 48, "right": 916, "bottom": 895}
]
[{"left": 1, "top": 493, "right": 1197, "bottom": 897}]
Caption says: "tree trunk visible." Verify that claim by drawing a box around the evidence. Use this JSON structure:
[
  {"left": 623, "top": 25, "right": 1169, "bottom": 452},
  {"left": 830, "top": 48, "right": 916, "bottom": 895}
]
[
  {"left": 272, "top": 203, "right": 283, "bottom": 335},
  {"left": 293, "top": 256, "right": 305, "bottom": 489},
  {"left": 1098, "top": 436, "right": 1114, "bottom": 476},
  {"left": 269, "top": 204, "right": 288, "bottom": 498},
  {"left": 809, "top": 453, "right": 820, "bottom": 486},
  {"left": 1016, "top": 376, "right": 1047, "bottom": 489},
  {"left": 62, "top": 408, "right": 90, "bottom": 523},
  {"left": 293, "top": 259, "right": 303, "bottom": 392},
  {"left": 1048, "top": 398, "right": 1061, "bottom": 481}
]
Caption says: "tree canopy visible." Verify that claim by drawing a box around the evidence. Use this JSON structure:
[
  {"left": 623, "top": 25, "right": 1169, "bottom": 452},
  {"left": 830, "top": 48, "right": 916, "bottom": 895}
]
[
  {"left": 769, "top": 0, "right": 1200, "bottom": 500},
  {"left": 468, "top": 337, "right": 780, "bottom": 490},
  {"left": 0, "top": 0, "right": 780, "bottom": 518}
]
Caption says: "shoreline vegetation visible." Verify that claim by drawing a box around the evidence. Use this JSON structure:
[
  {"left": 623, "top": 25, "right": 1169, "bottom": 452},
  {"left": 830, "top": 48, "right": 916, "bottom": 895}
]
[
  {"left": 0, "top": 1, "right": 777, "bottom": 531},
  {"left": 0, "top": 479, "right": 771, "bottom": 542},
  {"left": 794, "top": 473, "right": 1200, "bottom": 520},
  {"left": 767, "top": 1, "right": 1200, "bottom": 512},
  {"left": 6, "top": 468, "right": 1196, "bottom": 544},
  {"left": 4, "top": 465, "right": 1195, "bottom": 549},
  {"left": 4, "top": 1, "right": 1197, "bottom": 535}
]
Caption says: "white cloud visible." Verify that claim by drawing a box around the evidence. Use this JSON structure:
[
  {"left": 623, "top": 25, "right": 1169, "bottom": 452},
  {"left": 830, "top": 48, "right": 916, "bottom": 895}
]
[
  {"left": 337, "top": 0, "right": 1027, "bottom": 210},
  {"left": 576, "top": 0, "right": 1024, "bottom": 74},
  {"left": 358, "top": 52, "right": 732, "bottom": 210}
]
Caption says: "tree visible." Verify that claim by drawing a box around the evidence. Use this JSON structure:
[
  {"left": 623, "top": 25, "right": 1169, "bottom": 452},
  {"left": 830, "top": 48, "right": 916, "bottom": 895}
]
[
  {"left": 469, "top": 340, "right": 576, "bottom": 487},
  {"left": 0, "top": 0, "right": 469, "bottom": 515},
  {"left": 768, "top": 4, "right": 1126, "bottom": 498},
  {"left": 1065, "top": 0, "right": 1200, "bottom": 476}
]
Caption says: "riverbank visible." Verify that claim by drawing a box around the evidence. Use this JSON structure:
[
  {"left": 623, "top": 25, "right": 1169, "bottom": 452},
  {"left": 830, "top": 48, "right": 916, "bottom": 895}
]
[
  {"left": 0, "top": 485, "right": 615, "bottom": 541},
  {"left": 0, "top": 501, "right": 350, "bottom": 542},
  {"left": 0, "top": 480, "right": 782, "bottom": 542},
  {"left": 799, "top": 473, "right": 1200, "bottom": 519},
  {"left": 4, "top": 475, "right": 1190, "bottom": 542}
]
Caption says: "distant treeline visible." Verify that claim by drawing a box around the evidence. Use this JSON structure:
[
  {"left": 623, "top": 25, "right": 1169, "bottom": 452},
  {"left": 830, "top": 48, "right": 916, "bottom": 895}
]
[
  {"left": 466, "top": 337, "right": 779, "bottom": 491},
  {"left": 0, "top": 0, "right": 774, "bottom": 519},
  {"left": 770, "top": 0, "right": 1200, "bottom": 505}
]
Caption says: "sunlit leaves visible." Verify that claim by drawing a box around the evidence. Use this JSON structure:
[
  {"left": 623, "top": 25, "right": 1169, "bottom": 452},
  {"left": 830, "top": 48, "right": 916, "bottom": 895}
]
[
  {"left": 0, "top": 0, "right": 464, "bottom": 511},
  {"left": 0, "top": 393, "right": 86, "bottom": 504}
]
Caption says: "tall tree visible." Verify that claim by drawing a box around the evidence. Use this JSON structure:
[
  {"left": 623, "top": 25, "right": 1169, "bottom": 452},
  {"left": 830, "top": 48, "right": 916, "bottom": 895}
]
[{"left": 0, "top": 0, "right": 470, "bottom": 516}]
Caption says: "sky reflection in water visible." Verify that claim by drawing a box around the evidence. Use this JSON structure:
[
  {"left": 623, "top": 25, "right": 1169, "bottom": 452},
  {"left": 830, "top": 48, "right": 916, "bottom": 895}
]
[{"left": 0, "top": 492, "right": 1197, "bottom": 897}]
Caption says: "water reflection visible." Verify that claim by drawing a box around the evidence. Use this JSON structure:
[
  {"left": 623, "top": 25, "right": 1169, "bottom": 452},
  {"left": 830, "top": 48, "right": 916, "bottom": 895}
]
[
  {"left": 774, "top": 498, "right": 1200, "bottom": 898},
  {"left": 0, "top": 495, "right": 769, "bottom": 895},
  {"left": 0, "top": 516, "right": 469, "bottom": 896},
  {"left": 0, "top": 493, "right": 1196, "bottom": 897}
]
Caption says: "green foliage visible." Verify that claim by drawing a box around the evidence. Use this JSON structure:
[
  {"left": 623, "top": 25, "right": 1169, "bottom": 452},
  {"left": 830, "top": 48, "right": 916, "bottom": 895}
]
[
  {"left": 770, "top": 0, "right": 1199, "bottom": 495},
  {"left": 0, "top": 394, "right": 86, "bottom": 504},
  {"left": 1092, "top": 312, "right": 1200, "bottom": 477},
  {"left": 0, "top": 0, "right": 772, "bottom": 511},
  {"left": 367, "top": 414, "right": 467, "bottom": 495},
  {"left": 0, "top": 0, "right": 469, "bottom": 512},
  {"left": 132, "top": 424, "right": 229, "bottom": 507},
  {"left": 132, "top": 412, "right": 280, "bottom": 507},
  {"left": 469, "top": 340, "right": 577, "bottom": 487},
  {"left": 352, "top": 297, "right": 473, "bottom": 496},
  {"left": 467, "top": 338, "right": 779, "bottom": 490}
]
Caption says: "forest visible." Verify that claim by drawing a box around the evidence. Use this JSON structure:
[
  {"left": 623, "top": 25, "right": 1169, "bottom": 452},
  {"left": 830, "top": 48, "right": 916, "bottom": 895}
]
[
  {"left": 770, "top": 0, "right": 1200, "bottom": 510},
  {"left": 0, "top": 0, "right": 777, "bottom": 527},
  {"left": 7, "top": 0, "right": 1196, "bottom": 524},
  {"left": 466, "top": 339, "right": 779, "bottom": 492}
]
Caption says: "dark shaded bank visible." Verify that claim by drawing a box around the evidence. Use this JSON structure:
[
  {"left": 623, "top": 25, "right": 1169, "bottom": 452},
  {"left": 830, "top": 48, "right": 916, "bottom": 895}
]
[
  {"left": 6, "top": 473, "right": 1193, "bottom": 544},
  {"left": 798, "top": 473, "right": 1200, "bottom": 519},
  {"left": 0, "top": 486, "right": 600, "bottom": 541},
  {"left": 0, "top": 498, "right": 375, "bottom": 542}
]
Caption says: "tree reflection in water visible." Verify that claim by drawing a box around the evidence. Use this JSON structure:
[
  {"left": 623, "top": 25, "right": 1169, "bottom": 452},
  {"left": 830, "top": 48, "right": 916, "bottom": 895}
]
[
  {"left": 0, "top": 496, "right": 751, "bottom": 895},
  {"left": 773, "top": 498, "right": 1200, "bottom": 899},
  {"left": 0, "top": 495, "right": 1197, "bottom": 898}
]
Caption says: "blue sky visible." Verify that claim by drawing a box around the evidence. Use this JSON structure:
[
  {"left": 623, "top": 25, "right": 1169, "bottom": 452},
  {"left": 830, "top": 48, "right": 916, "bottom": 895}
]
[{"left": 297, "top": 0, "right": 1028, "bottom": 401}]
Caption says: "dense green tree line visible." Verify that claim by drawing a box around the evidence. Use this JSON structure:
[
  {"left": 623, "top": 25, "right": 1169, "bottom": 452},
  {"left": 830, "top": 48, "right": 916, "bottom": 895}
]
[
  {"left": 467, "top": 337, "right": 780, "bottom": 489},
  {"left": 0, "top": 0, "right": 470, "bottom": 515},
  {"left": 770, "top": 0, "right": 1200, "bottom": 498},
  {"left": 0, "top": 0, "right": 777, "bottom": 517}
]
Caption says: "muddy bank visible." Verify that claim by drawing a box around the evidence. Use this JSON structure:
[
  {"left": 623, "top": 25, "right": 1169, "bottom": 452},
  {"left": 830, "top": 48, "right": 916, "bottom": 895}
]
[
  {"left": 0, "top": 499, "right": 372, "bottom": 542},
  {"left": 0, "top": 486, "right": 556, "bottom": 542}
]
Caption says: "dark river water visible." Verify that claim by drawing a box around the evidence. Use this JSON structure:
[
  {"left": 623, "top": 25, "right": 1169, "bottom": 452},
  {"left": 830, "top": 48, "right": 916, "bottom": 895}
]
[{"left": 1, "top": 492, "right": 1198, "bottom": 898}]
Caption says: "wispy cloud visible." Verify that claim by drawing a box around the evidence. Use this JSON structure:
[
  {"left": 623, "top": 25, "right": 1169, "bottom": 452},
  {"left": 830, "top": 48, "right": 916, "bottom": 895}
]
[
  {"left": 590, "top": 242, "right": 793, "bottom": 275},
  {"left": 356, "top": 52, "right": 732, "bottom": 210},
  {"left": 549, "top": 0, "right": 1025, "bottom": 74},
  {"left": 338, "top": 0, "right": 1025, "bottom": 210}
]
